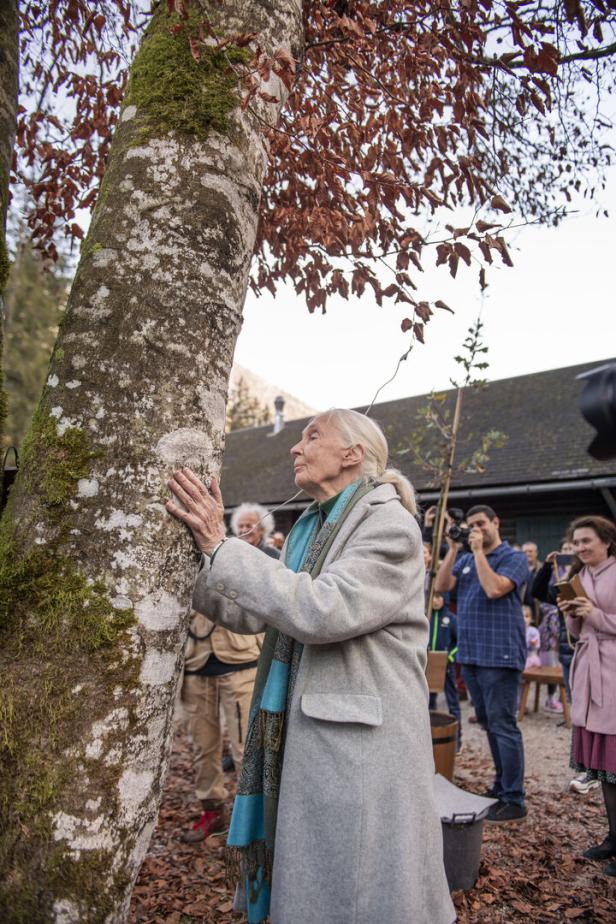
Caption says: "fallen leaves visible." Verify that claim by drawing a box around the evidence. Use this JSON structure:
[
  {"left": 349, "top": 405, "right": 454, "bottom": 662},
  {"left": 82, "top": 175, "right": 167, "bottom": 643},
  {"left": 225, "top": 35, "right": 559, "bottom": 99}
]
[
  {"left": 130, "top": 725, "right": 615, "bottom": 924},
  {"left": 128, "top": 726, "right": 239, "bottom": 924},
  {"left": 453, "top": 746, "right": 615, "bottom": 924}
]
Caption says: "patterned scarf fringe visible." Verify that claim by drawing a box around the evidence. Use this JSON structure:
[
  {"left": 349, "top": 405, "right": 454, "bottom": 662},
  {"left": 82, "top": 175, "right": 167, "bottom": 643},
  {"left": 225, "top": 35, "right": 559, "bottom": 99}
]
[
  {"left": 260, "top": 709, "right": 285, "bottom": 753},
  {"left": 225, "top": 842, "right": 274, "bottom": 900}
]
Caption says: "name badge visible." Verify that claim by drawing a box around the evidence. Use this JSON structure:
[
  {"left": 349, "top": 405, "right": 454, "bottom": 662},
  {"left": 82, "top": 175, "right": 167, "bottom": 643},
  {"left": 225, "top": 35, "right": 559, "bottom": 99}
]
[
  {"left": 462, "top": 566, "right": 471, "bottom": 574},
  {"left": 442, "top": 616, "right": 450, "bottom": 626}
]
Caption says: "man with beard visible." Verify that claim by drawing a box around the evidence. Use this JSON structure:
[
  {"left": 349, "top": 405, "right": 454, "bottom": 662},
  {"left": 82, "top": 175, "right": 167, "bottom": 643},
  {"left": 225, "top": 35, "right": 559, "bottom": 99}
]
[{"left": 436, "top": 505, "right": 529, "bottom": 823}]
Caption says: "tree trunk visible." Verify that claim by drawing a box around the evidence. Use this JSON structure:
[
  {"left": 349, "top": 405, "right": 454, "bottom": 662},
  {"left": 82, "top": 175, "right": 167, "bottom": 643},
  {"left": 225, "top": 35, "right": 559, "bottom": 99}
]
[
  {"left": 0, "top": 0, "right": 19, "bottom": 441},
  {"left": 0, "top": 2, "right": 303, "bottom": 921}
]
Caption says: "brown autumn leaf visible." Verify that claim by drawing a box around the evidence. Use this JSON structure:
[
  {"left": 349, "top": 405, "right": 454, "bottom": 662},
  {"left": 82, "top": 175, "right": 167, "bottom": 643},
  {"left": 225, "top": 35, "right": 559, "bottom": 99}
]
[
  {"left": 182, "top": 899, "right": 212, "bottom": 914},
  {"left": 511, "top": 900, "right": 534, "bottom": 914},
  {"left": 475, "top": 220, "right": 501, "bottom": 233},
  {"left": 490, "top": 195, "right": 512, "bottom": 213}
]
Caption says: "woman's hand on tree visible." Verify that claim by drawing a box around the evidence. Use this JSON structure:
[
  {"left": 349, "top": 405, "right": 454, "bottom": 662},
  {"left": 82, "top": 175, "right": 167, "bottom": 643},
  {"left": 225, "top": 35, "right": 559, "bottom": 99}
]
[{"left": 166, "top": 468, "right": 226, "bottom": 554}]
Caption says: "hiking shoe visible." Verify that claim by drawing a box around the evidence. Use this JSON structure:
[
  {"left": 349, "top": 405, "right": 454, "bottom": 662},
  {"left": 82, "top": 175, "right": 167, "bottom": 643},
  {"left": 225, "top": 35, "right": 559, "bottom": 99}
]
[
  {"left": 604, "top": 859, "right": 616, "bottom": 877},
  {"left": 181, "top": 801, "right": 227, "bottom": 843},
  {"left": 222, "top": 754, "right": 235, "bottom": 772},
  {"left": 583, "top": 836, "right": 616, "bottom": 861},
  {"left": 569, "top": 772, "right": 600, "bottom": 794},
  {"left": 485, "top": 801, "right": 527, "bottom": 824}
]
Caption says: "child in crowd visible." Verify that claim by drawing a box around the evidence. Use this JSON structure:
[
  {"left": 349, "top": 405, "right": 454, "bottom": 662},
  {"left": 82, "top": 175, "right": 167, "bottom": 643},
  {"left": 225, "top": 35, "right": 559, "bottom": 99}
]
[
  {"left": 524, "top": 605, "right": 541, "bottom": 669},
  {"left": 428, "top": 591, "right": 462, "bottom": 748},
  {"left": 538, "top": 601, "right": 563, "bottom": 713}
]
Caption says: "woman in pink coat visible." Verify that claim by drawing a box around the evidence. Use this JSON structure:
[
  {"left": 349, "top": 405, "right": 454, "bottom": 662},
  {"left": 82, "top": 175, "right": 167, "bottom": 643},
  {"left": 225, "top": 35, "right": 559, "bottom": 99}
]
[{"left": 560, "top": 515, "right": 616, "bottom": 877}]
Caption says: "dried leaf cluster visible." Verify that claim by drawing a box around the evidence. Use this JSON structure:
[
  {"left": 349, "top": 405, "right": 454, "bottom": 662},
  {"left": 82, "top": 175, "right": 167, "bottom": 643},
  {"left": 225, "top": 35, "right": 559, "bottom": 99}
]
[{"left": 14, "top": 0, "right": 616, "bottom": 340}]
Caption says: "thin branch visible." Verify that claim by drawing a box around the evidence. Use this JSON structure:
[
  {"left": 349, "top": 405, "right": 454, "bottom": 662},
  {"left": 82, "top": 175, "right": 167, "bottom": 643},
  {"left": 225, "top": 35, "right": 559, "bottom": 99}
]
[{"left": 472, "top": 41, "right": 616, "bottom": 71}]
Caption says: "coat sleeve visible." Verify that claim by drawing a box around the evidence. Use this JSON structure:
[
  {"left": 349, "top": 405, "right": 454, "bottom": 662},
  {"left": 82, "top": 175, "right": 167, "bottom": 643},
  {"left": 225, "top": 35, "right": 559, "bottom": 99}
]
[
  {"left": 201, "top": 505, "right": 419, "bottom": 645},
  {"left": 585, "top": 606, "right": 616, "bottom": 635},
  {"left": 531, "top": 561, "right": 552, "bottom": 603},
  {"left": 565, "top": 612, "right": 583, "bottom": 640},
  {"left": 192, "top": 555, "right": 267, "bottom": 635}
]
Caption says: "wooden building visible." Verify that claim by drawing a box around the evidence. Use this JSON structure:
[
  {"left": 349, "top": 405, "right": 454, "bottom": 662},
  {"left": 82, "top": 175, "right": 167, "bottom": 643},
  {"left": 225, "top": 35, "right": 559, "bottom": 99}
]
[{"left": 220, "top": 358, "right": 616, "bottom": 556}]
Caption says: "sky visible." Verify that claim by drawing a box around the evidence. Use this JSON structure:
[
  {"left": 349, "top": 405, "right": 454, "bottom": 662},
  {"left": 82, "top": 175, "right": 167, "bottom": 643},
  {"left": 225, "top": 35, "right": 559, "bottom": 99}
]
[{"left": 233, "top": 169, "right": 616, "bottom": 413}]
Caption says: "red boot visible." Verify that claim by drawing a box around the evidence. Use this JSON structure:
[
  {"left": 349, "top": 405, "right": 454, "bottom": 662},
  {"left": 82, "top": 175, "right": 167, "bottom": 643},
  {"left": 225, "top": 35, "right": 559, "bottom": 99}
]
[{"left": 181, "top": 800, "right": 228, "bottom": 843}]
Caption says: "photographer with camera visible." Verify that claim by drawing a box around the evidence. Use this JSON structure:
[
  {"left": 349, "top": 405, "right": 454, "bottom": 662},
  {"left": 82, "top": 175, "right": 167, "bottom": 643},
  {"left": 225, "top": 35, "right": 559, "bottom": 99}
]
[{"left": 435, "top": 505, "right": 529, "bottom": 823}]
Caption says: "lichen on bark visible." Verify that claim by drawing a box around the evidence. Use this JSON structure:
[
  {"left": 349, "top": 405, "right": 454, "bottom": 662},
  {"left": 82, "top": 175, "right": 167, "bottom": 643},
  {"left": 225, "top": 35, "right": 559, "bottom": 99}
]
[
  {"left": 0, "top": 504, "right": 138, "bottom": 921},
  {"left": 0, "top": 405, "right": 139, "bottom": 919}
]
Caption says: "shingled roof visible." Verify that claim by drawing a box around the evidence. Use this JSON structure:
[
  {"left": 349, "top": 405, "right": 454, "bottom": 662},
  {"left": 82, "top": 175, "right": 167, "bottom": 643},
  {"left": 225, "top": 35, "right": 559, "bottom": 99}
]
[{"left": 220, "top": 358, "right": 616, "bottom": 508}]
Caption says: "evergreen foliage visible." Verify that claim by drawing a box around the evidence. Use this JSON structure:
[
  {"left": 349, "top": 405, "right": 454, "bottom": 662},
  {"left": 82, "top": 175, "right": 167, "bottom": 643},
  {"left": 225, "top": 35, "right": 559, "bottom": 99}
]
[
  {"left": 3, "top": 243, "right": 67, "bottom": 450},
  {"left": 226, "top": 377, "right": 273, "bottom": 431}
]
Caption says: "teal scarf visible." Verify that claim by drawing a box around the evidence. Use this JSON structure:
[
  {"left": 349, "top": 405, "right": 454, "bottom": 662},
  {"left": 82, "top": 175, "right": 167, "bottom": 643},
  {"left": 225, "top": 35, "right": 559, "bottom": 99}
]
[{"left": 226, "top": 478, "right": 375, "bottom": 923}]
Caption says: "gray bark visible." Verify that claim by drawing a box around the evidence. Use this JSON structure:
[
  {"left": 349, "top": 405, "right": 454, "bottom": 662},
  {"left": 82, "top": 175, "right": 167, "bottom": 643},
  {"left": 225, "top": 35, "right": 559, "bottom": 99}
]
[{"left": 0, "top": 1, "right": 304, "bottom": 921}]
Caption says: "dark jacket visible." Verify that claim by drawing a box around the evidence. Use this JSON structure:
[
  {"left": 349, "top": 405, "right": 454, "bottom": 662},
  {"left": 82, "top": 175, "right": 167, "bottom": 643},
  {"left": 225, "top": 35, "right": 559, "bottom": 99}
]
[
  {"left": 531, "top": 561, "right": 575, "bottom": 662},
  {"left": 428, "top": 605, "right": 457, "bottom": 662}
]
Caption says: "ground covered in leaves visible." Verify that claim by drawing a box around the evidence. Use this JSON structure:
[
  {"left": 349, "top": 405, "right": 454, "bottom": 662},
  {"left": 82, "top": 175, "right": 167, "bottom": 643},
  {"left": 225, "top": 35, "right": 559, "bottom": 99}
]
[{"left": 129, "top": 699, "right": 615, "bottom": 923}]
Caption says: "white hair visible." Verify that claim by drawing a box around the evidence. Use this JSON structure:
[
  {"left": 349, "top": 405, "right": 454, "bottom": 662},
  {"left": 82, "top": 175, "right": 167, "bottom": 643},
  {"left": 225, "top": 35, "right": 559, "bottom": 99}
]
[
  {"left": 230, "top": 502, "right": 275, "bottom": 540},
  {"left": 318, "top": 408, "right": 417, "bottom": 515}
]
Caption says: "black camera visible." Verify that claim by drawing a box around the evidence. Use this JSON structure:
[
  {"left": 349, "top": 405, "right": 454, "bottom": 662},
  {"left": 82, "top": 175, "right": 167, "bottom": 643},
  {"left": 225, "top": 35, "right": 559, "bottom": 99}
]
[
  {"left": 446, "top": 508, "right": 470, "bottom": 545},
  {"left": 578, "top": 363, "right": 616, "bottom": 461}
]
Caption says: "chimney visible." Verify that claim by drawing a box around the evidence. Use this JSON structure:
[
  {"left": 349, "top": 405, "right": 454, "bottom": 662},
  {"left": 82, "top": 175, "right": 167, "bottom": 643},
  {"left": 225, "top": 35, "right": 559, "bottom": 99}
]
[{"left": 273, "top": 395, "right": 285, "bottom": 434}]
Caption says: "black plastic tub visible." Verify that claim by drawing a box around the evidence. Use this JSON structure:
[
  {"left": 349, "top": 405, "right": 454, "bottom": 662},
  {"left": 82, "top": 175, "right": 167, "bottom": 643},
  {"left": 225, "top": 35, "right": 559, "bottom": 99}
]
[{"left": 441, "top": 811, "right": 485, "bottom": 891}]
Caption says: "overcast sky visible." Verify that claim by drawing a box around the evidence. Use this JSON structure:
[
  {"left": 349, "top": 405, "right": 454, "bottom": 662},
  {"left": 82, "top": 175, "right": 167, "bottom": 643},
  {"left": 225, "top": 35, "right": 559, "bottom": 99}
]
[{"left": 234, "top": 168, "right": 616, "bottom": 412}]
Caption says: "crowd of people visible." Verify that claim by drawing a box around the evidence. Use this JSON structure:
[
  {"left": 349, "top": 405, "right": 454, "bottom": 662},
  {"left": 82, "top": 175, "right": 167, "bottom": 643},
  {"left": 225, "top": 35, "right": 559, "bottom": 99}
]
[
  {"left": 426, "top": 506, "right": 616, "bottom": 861},
  {"left": 164, "top": 410, "right": 615, "bottom": 923}
]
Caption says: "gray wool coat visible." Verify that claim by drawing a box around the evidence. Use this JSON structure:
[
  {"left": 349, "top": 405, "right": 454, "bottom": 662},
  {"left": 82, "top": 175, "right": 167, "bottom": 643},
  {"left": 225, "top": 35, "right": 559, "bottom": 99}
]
[{"left": 193, "top": 483, "right": 456, "bottom": 924}]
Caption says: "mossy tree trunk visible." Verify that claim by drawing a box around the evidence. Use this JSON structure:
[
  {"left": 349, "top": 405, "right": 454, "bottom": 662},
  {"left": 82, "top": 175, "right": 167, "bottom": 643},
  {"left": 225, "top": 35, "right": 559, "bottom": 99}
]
[
  {"left": 0, "top": 0, "right": 20, "bottom": 443},
  {"left": 0, "top": 2, "right": 303, "bottom": 921}
]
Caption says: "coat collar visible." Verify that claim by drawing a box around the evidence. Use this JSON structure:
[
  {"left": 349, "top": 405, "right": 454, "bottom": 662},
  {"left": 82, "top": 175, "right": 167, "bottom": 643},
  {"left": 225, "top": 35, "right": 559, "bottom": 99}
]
[
  {"left": 362, "top": 481, "right": 399, "bottom": 505},
  {"left": 587, "top": 555, "right": 616, "bottom": 578},
  {"left": 314, "top": 481, "right": 403, "bottom": 569}
]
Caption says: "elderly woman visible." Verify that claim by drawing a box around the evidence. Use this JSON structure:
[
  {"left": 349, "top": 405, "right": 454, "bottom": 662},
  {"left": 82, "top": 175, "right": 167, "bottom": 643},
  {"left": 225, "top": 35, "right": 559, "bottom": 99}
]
[
  {"left": 560, "top": 515, "right": 616, "bottom": 877},
  {"left": 167, "top": 409, "right": 454, "bottom": 924}
]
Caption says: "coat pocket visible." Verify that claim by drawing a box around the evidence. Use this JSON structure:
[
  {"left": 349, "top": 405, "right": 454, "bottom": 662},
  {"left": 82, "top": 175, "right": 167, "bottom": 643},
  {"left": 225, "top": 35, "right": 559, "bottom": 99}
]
[{"left": 300, "top": 693, "right": 383, "bottom": 726}]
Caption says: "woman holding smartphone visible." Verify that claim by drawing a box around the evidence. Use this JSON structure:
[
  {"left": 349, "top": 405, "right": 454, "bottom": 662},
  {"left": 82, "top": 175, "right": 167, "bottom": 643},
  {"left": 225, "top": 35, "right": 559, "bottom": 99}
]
[{"left": 559, "top": 515, "right": 616, "bottom": 877}]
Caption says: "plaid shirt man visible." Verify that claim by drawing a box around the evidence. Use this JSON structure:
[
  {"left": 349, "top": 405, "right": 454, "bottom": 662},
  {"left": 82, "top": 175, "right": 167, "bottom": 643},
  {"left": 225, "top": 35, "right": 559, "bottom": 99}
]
[
  {"left": 453, "top": 541, "right": 528, "bottom": 671},
  {"left": 434, "top": 505, "right": 529, "bottom": 820}
]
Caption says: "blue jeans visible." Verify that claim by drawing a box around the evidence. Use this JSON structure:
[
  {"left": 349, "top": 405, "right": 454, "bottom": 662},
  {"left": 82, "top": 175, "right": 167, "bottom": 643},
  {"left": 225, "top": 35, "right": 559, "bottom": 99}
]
[{"left": 461, "top": 664, "right": 525, "bottom": 807}]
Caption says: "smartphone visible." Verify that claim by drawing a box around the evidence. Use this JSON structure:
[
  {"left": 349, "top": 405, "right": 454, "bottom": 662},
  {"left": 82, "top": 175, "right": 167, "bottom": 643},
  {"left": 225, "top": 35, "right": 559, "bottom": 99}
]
[{"left": 555, "top": 553, "right": 573, "bottom": 568}]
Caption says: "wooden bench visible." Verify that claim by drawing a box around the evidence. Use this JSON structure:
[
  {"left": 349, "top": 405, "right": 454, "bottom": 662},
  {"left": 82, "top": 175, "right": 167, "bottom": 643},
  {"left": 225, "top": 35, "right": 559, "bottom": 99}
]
[{"left": 518, "top": 664, "right": 571, "bottom": 728}]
